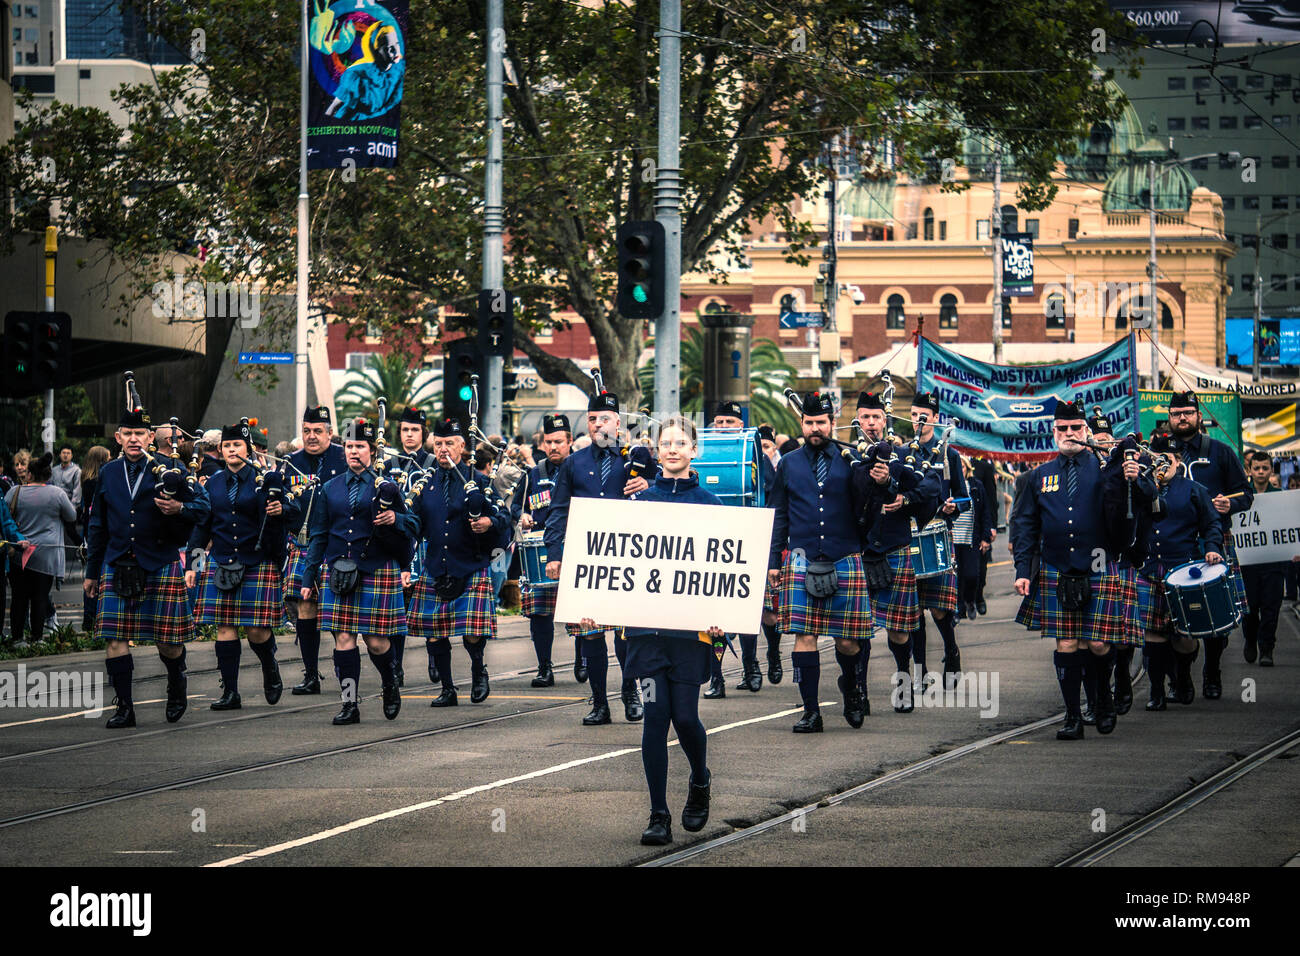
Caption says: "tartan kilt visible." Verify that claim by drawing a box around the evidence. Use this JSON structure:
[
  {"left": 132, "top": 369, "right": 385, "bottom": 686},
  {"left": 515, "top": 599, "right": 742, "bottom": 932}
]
[
  {"left": 521, "top": 584, "right": 558, "bottom": 618},
  {"left": 779, "top": 553, "right": 871, "bottom": 641},
  {"left": 916, "top": 568, "right": 958, "bottom": 613},
  {"left": 764, "top": 575, "right": 780, "bottom": 614},
  {"left": 319, "top": 562, "right": 407, "bottom": 637},
  {"left": 1112, "top": 564, "right": 1144, "bottom": 647},
  {"left": 409, "top": 567, "right": 497, "bottom": 641},
  {"left": 1015, "top": 561, "right": 1128, "bottom": 644},
  {"left": 97, "top": 558, "right": 194, "bottom": 646},
  {"left": 1223, "top": 533, "right": 1249, "bottom": 616},
  {"left": 282, "top": 542, "right": 319, "bottom": 603},
  {"left": 566, "top": 620, "right": 612, "bottom": 639},
  {"left": 1135, "top": 561, "right": 1175, "bottom": 638},
  {"left": 195, "top": 560, "right": 283, "bottom": 629},
  {"left": 867, "top": 547, "right": 921, "bottom": 634}
]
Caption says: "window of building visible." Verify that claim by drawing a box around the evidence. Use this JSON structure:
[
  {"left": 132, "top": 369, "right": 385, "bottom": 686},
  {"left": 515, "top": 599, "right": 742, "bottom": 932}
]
[
  {"left": 1272, "top": 274, "right": 1289, "bottom": 293},
  {"left": 345, "top": 353, "right": 372, "bottom": 371},
  {"left": 1024, "top": 218, "right": 1039, "bottom": 238},
  {"left": 1189, "top": 157, "right": 1209, "bottom": 170},
  {"left": 1168, "top": 76, "right": 1186, "bottom": 90},
  {"left": 886, "top": 294, "right": 906, "bottom": 330},
  {"left": 1161, "top": 302, "right": 1173, "bottom": 330},
  {"left": 1194, "top": 76, "right": 1211, "bottom": 90},
  {"left": 976, "top": 219, "right": 990, "bottom": 240},
  {"left": 24, "top": 3, "right": 37, "bottom": 16},
  {"left": 1275, "top": 155, "right": 1291, "bottom": 169},
  {"left": 1274, "top": 196, "right": 1289, "bottom": 210},
  {"left": 1247, "top": 74, "right": 1266, "bottom": 90},
  {"left": 923, "top": 207, "right": 934, "bottom": 241},
  {"left": 1222, "top": 197, "right": 1235, "bottom": 210},
  {"left": 1220, "top": 116, "right": 1238, "bottom": 129},
  {"left": 1221, "top": 76, "right": 1239, "bottom": 90},
  {"left": 905, "top": 222, "right": 918, "bottom": 240},
  {"left": 1219, "top": 153, "right": 1238, "bottom": 169},
  {"left": 1245, "top": 116, "right": 1263, "bottom": 130},
  {"left": 1045, "top": 293, "right": 1067, "bottom": 330},
  {"left": 1001, "top": 297, "right": 1012, "bottom": 329},
  {"left": 23, "top": 27, "right": 35, "bottom": 42},
  {"left": 12, "top": 50, "right": 21, "bottom": 67},
  {"left": 939, "top": 221, "right": 947, "bottom": 241},
  {"left": 1276, "top": 74, "right": 1293, "bottom": 88},
  {"left": 1068, "top": 218, "right": 1079, "bottom": 239},
  {"left": 23, "top": 50, "right": 36, "bottom": 64},
  {"left": 1274, "top": 115, "right": 1292, "bottom": 128},
  {"left": 1167, "top": 117, "right": 1185, "bottom": 131},
  {"left": 939, "top": 294, "right": 958, "bottom": 329},
  {"left": 1001, "top": 205, "right": 1018, "bottom": 234},
  {"left": 11, "top": 28, "right": 19, "bottom": 42},
  {"left": 1241, "top": 234, "right": 1259, "bottom": 249},
  {"left": 10, "top": 3, "right": 20, "bottom": 18},
  {"left": 79, "top": 68, "right": 90, "bottom": 79},
  {"left": 1245, "top": 196, "right": 1260, "bottom": 210},
  {"left": 1241, "top": 273, "right": 1255, "bottom": 292},
  {"left": 1192, "top": 116, "right": 1209, "bottom": 130}
]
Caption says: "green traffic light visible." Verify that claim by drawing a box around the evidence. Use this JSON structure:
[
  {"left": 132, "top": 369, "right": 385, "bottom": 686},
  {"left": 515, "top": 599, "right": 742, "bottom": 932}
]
[
  {"left": 632, "top": 284, "right": 649, "bottom": 303},
  {"left": 458, "top": 385, "right": 473, "bottom": 401}
]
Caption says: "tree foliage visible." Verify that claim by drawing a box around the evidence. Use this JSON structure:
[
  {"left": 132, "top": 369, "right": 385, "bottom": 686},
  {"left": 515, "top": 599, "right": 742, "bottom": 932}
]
[{"left": 0, "top": 0, "right": 1137, "bottom": 410}]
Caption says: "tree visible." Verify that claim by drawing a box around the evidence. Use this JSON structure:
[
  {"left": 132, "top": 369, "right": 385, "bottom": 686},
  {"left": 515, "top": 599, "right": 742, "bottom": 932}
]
[
  {"left": 334, "top": 352, "right": 441, "bottom": 422},
  {"left": 1, "top": 0, "right": 1137, "bottom": 409},
  {"left": 638, "top": 326, "right": 801, "bottom": 434}
]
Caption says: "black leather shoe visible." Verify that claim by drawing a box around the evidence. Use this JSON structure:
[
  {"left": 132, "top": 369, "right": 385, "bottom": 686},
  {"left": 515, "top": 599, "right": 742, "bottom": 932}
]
[
  {"left": 1096, "top": 708, "right": 1117, "bottom": 735},
  {"left": 681, "top": 776, "right": 711, "bottom": 832},
  {"left": 735, "top": 658, "right": 762, "bottom": 692},
  {"left": 838, "top": 675, "right": 865, "bottom": 729},
  {"left": 792, "top": 709, "right": 823, "bottom": 733},
  {"left": 332, "top": 701, "right": 360, "bottom": 725},
  {"left": 622, "top": 679, "right": 643, "bottom": 722},
  {"left": 165, "top": 672, "right": 188, "bottom": 723},
  {"left": 574, "top": 658, "right": 589, "bottom": 684},
  {"left": 1145, "top": 687, "right": 1167, "bottom": 711},
  {"left": 767, "top": 651, "right": 783, "bottom": 684},
  {"left": 954, "top": 603, "right": 966, "bottom": 620},
  {"left": 210, "top": 688, "right": 242, "bottom": 711},
  {"left": 640, "top": 811, "right": 672, "bottom": 846},
  {"left": 894, "top": 675, "right": 914, "bottom": 714},
  {"left": 381, "top": 682, "right": 401, "bottom": 720},
  {"left": 1260, "top": 647, "right": 1275, "bottom": 667},
  {"left": 105, "top": 698, "right": 135, "bottom": 729},
  {"left": 1203, "top": 676, "right": 1222, "bottom": 700},
  {"left": 1095, "top": 687, "right": 1117, "bottom": 735},
  {"left": 703, "top": 675, "right": 725, "bottom": 699},
  {"left": 1056, "top": 716, "right": 1085, "bottom": 740},
  {"left": 976, "top": 600, "right": 987, "bottom": 615},
  {"left": 291, "top": 672, "right": 321, "bottom": 695},
  {"left": 470, "top": 667, "right": 490, "bottom": 704},
  {"left": 531, "top": 661, "right": 554, "bottom": 688},
  {"left": 943, "top": 650, "right": 962, "bottom": 686},
  {"left": 394, "top": 664, "right": 405, "bottom": 688},
  {"left": 1081, "top": 705, "right": 1096, "bottom": 726},
  {"left": 968, "top": 602, "right": 979, "bottom": 619},
  {"left": 1172, "top": 670, "right": 1195, "bottom": 705},
  {"left": 1114, "top": 661, "right": 1133, "bottom": 715},
  {"left": 430, "top": 687, "right": 458, "bottom": 707},
  {"left": 263, "top": 661, "right": 283, "bottom": 705},
  {"left": 583, "top": 702, "right": 611, "bottom": 725},
  {"left": 1243, "top": 638, "right": 1257, "bottom": 663}
]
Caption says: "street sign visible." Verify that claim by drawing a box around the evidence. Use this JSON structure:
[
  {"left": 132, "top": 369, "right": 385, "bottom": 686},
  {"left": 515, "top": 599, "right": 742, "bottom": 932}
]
[
  {"left": 238, "top": 352, "right": 295, "bottom": 364},
  {"left": 779, "top": 309, "right": 824, "bottom": 329}
]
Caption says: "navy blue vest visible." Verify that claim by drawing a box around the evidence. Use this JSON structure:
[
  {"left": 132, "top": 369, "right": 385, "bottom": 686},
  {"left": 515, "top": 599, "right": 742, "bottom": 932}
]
[
  {"left": 768, "top": 443, "right": 861, "bottom": 566},
  {"left": 544, "top": 444, "right": 632, "bottom": 561},
  {"left": 187, "top": 464, "right": 295, "bottom": 564},
  {"left": 1012, "top": 452, "right": 1105, "bottom": 577},
  {"left": 413, "top": 463, "right": 512, "bottom": 580},
  {"left": 85, "top": 455, "right": 211, "bottom": 576}
]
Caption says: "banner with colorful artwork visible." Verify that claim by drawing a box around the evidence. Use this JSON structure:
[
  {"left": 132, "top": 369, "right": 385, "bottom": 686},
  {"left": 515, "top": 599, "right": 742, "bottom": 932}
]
[
  {"left": 307, "top": 0, "right": 408, "bottom": 170},
  {"left": 915, "top": 336, "right": 1140, "bottom": 462}
]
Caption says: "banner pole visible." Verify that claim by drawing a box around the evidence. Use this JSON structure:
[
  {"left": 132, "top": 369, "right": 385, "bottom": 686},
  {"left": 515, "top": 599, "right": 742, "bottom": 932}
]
[{"left": 296, "top": 0, "right": 309, "bottom": 426}]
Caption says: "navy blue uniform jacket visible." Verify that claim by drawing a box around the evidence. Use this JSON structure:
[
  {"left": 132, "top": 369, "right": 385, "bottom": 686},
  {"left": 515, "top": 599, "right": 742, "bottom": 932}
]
[
  {"left": 1172, "top": 432, "right": 1251, "bottom": 536},
  {"left": 187, "top": 464, "right": 300, "bottom": 565},
  {"left": 86, "top": 455, "right": 211, "bottom": 577},
  {"left": 411, "top": 463, "right": 513, "bottom": 580},
  {"left": 768, "top": 442, "right": 863, "bottom": 568},
  {"left": 1012, "top": 452, "right": 1107, "bottom": 579},
  {"left": 302, "top": 467, "right": 416, "bottom": 590},
  {"left": 544, "top": 443, "right": 634, "bottom": 563}
]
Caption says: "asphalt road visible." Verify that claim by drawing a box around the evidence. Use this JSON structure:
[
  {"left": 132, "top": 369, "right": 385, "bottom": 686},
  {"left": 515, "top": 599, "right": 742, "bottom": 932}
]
[{"left": 1, "top": 561, "right": 1297, "bottom": 867}]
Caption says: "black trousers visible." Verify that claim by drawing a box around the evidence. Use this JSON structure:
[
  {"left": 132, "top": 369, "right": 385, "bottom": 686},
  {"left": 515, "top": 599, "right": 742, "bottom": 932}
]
[
  {"left": 10, "top": 568, "right": 54, "bottom": 641},
  {"left": 1242, "top": 564, "right": 1285, "bottom": 650}
]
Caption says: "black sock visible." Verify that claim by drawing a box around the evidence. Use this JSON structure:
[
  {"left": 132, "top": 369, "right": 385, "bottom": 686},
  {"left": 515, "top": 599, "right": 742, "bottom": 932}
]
[
  {"left": 583, "top": 637, "right": 609, "bottom": 707},
  {"left": 296, "top": 618, "right": 321, "bottom": 677},
  {"left": 1146, "top": 642, "right": 1169, "bottom": 697},
  {"left": 334, "top": 647, "right": 361, "bottom": 701},
  {"left": 911, "top": 621, "right": 927, "bottom": 670},
  {"left": 934, "top": 613, "right": 959, "bottom": 659},
  {"left": 391, "top": 634, "right": 406, "bottom": 669},
  {"left": 740, "top": 633, "right": 757, "bottom": 665},
  {"left": 889, "top": 637, "right": 912, "bottom": 675},
  {"left": 215, "top": 640, "right": 241, "bottom": 694},
  {"left": 791, "top": 650, "right": 820, "bottom": 713},
  {"left": 529, "top": 614, "right": 554, "bottom": 665},
  {"left": 462, "top": 636, "right": 486, "bottom": 678},
  {"left": 1093, "top": 648, "right": 1115, "bottom": 703},
  {"left": 1054, "top": 650, "right": 1083, "bottom": 721},
  {"left": 1078, "top": 649, "right": 1096, "bottom": 710},
  {"left": 431, "top": 639, "right": 454, "bottom": 690},
  {"left": 762, "top": 622, "right": 781, "bottom": 655},
  {"left": 368, "top": 644, "right": 396, "bottom": 685},
  {"left": 709, "top": 651, "right": 723, "bottom": 681},
  {"left": 856, "top": 641, "right": 871, "bottom": 696},
  {"left": 1115, "top": 647, "right": 1134, "bottom": 695},
  {"left": 105, "top": 654, "right": 133, "bottom": 707},
  {"left": 160, "top": 645, "right": 187, "bottom": 681},
  {"left": 834, "top": 649, "right": 859, "bottom": 688},
  {"left": 575, "top": 636, "right": 583, "bottom": 667},
  {"left": 1203, "top": 635, "right": 1225, "bottom": 677},
  {"left": 249, "top": 636, "right": 277, "bottom": 669}
]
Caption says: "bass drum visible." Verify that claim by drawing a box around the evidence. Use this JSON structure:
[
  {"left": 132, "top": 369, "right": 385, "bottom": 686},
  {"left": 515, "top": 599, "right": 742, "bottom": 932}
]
[{"left": 695, "top": 427, "right": 765, "bottom": 507}]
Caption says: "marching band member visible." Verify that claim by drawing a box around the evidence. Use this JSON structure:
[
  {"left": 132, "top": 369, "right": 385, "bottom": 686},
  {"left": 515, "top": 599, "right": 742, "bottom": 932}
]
[
  {"left": 1013, "top": 401, "right": 1140, "bottom": 739},
  {"left": 854, "top": 390, "right": 940, "bottom": 715},
  {"left": 624, "top": 416, "right": 722, "bottom": 846},
  {"left": 387, "top": 405, "right": 434, "bottom": 685},
  {"left": 908, "top": 392, "right": 966, "bottom": 689},
  {"left": 1086, "top": 411, "right": 1117, "bottom": 464},
  {"left": 284, "top": 406, "right": 349, "bottom": 696},
  {"left": 703, "top": 400, "right": 775, "bottom": 697},
  {"left": 1165, "top": 391, "right": 1252, "bottom": 699},
  {"left": 768, "top": 391, "right": 871, "bottom": 733},
  {"left": 544, "top": 388, "right": 650, "bottom": 726},
  {"left": 300, "top": 418, "right": 412, "bottom": 725},
  {"left": 1131, "top": 433, "right": 1222, "bottom": 710},
  {"left": 408, "top": 418, "right": 510, "bottom": 707},
  {"left": 186, "top": 420, "right": 296, "bottom": 709},
  {"left": 1241, "top": 451, "right": 1285, "bottom": 667},
  {"left": 515, "top": 413, "right": 574, "bottom": 687},
  {"left": 85, "top": 403, "right": 211, "bottom": 728},
  {"left": 757, "top": 424, "right": 784, "bottom": 684},
  {"left": 397, "top": 406, "right": 434, "bottom": 471}
]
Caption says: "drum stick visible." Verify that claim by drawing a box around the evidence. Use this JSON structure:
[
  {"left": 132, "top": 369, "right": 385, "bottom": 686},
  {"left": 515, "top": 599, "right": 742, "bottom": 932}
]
[{"left": 1221, "top": 491, "right": 1247, "bottom": 499}]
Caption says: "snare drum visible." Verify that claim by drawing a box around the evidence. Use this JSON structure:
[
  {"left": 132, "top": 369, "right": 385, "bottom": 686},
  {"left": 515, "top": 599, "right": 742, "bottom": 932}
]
[
  {"left": 695, "top": 428, "right": 764, "bottom": 507},
  {"left": 1163, "top": 561, "right": 1240, "bottom": 638},
  {"left": 909, "top": 519, "right": 954, "bottom": 580},
  {"left": 519, "top": 531, "right": 554, "bottom": 589}
]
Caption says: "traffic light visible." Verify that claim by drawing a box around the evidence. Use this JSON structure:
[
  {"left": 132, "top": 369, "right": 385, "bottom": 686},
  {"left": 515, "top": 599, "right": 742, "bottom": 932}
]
[
  {"left": 35, "top": 312, "right": 71, "bottom": 388},
  {"left": 443, "top": 338, "right": 486, "bottom": 431},
  {"left": 502, "top": 367, "right": 519, "bottom": 403},
  {"left": 3, "top": 310, "right": 71, "bottom": 396},
  {"left": 616, "top": 220, "right": 666, "bottom": 319},
  {"left": 477, "top": 288, "right": 514, "bottom": 357}
]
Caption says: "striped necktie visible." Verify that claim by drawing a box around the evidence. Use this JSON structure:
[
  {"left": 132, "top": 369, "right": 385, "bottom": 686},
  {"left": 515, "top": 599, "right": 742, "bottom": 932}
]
[
  {"left": 127, "top": 459, "right": 142, "bottom": 484},
  {"left": 599, "top": 449, "right": 612, "bottom": 486},
  {"left": 815, "top": 449, "right": 829, "bottom": 485},
  {"left": 227, "top": 472, "right": 238, "bottom": 505},
  {"left": 1065, "top": 456, "right": 1078, "bottom": 502},
  {"left": 442, "top": 467, "right": 452, "bottom": 505},
  {"left": 348, "top": 474, "right": 361, "bottom": 510}
]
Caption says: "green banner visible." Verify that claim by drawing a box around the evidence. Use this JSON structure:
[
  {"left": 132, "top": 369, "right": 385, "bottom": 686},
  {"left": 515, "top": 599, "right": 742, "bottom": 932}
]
[{"left": 1139, "top": 390, "right": 1243, "bottom": 459}]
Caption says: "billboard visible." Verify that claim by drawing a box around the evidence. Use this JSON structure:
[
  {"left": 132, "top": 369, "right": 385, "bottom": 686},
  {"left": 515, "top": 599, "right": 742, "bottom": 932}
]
[
  {"left": 1226, "top": 317, "right": 1300, "bottom": 367},
  {"left": 1108, "top": 1, "right": 1300, "bottom": 44}
]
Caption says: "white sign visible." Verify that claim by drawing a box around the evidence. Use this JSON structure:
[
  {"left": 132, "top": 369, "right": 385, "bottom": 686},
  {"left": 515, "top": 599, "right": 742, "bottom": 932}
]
[
  {"left": 1232, "top": 489, "right": 1300, "bottom": 565},
  {"left": 553, "top": 497, "right": 775, "bottom": 634}
]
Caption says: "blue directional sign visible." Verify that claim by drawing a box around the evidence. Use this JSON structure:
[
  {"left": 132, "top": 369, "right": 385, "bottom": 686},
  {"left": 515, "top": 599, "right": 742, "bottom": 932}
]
[
  {"left": 779, "top": 309, "right": 824, "bottom": 329},
  {"left": 238, "top": 352, "right": 295, "bottom": 365}
]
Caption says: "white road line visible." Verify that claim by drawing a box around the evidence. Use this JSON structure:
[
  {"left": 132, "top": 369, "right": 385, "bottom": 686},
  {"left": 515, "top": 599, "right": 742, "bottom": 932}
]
[
  {"left": 0, "top": 696, "right": 203, "bottom": 729},
  {"left": 205, "top": 702, "right": 813, "bottom": 867},
  {"left": 114, "top": 850, "right": 177, "bottom": 854}
]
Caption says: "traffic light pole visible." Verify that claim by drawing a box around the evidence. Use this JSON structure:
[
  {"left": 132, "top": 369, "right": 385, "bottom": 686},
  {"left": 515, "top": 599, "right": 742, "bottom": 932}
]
[
  {"left": 481, "top": 0, "right": 505, "bottom": 437},
  {"left": 43, "top": 226, "right": 56, "bottom": 454},
  {"left": 653, "top": 0, "right": 681, "bottom": 419}
]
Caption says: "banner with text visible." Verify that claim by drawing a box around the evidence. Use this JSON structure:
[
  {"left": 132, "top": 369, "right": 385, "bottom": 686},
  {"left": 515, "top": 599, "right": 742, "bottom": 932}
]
[
  {"left": 915, "top": 336, "right": 1140, "bottom": 462},
  {"left": 1232, "top": 490, "right": 1300, "bottom": 566},
  {"left": 553, "top": 497, "right": 774, "bottom": 634},
  {"left": 1139, "top": 389, "right": 1242, "bottom": 458},
  {"left": 307, "top": 0, "right": 408, "bottom": 170}
]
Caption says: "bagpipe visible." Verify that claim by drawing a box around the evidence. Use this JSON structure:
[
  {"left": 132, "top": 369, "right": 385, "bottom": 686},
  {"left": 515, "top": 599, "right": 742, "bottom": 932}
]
[{"left": 122, "top": 371, "right": 200, "bottom": 502}]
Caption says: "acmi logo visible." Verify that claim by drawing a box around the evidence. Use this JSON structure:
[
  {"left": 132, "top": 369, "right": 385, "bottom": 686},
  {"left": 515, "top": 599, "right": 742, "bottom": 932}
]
[{"left": 49, "top": 886, "right": 151, "bottom": 936}]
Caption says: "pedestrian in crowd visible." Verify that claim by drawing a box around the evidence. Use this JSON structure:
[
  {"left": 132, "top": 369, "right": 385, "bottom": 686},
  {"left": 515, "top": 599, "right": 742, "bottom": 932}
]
[
  {"left": 12, "top": 449, "right": 32, "bottom": 486},
  {"left": 955, "top": 457, "right": 993, "bottom": 620},
  {"left": 0, "top": 492, "right": 32, "bottom": 643},
  {"left": 51, "top": 444, "right": 83, "bottom": 558},
  {"left": 5, "top": 453, "right": 77, "bottom": 642},
  {"left": 79, "top": 445, "right": 112, "bottom": 632}
]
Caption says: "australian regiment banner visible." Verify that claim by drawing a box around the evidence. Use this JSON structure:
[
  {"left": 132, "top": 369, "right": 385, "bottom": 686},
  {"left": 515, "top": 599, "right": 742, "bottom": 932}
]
[
  {"left": 307, "top": 0, "right": 408, "bottom": 170},
  {"left": 915, "top": 337, "right": 1140, "bottom": 462}
]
